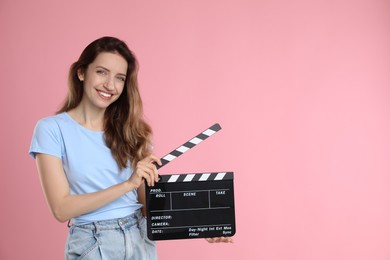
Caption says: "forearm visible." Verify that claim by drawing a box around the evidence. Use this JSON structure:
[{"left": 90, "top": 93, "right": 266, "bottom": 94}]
[
  {"left": 35, "top": 153, "right": 159, "bottom": 223},
  {"left": 51, "top": 181, "right": 135, "bottom": 222}
]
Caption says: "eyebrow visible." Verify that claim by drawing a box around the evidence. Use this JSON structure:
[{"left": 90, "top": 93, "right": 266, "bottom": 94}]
[{"left": 95, "top": 65, "right": 127, "bottom": 77}]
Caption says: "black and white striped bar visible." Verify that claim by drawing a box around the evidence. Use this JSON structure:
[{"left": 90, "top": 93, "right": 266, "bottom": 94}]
[
  {"left": 156, "top": 123, "right": 222, "bottom": 169},
  {"left": 161, "top": 171, "right": 233, "bottom": 183}
]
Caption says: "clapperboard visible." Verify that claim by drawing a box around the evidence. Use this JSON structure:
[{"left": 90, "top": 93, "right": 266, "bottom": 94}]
[{"left": 145, "top": 124, "right": 236, "bottom": 240}]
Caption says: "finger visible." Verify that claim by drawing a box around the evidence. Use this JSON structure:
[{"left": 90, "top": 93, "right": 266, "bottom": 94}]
[
  {"left": 151, "top": 162, "right": 159, "bottom": 182},
  {"left": 207, "top": 237, "right": 219, "bottom": 243},
  {"left": 221, "top": 237, "right": 233, "bottom": 243},
  {"left": 149, "top": 154, "right": 162, "bottom": 166},
  {"left": 137, "top": 164, "right": 153, "bottom": 186},
  {"left": 205, "top": 237, "right": 233, "bottom": 243},
  {"left": 141, "top": 156, "right": 160, "bottom": 183},
  {"left": 140, "top": 161, "right": 159, "bottom": 184},
  {"left": 144, "top": 170, "right": 153, "bottom": 187},
  {"left": 145, "top": 165, "right": 155, "bottom": 187}
]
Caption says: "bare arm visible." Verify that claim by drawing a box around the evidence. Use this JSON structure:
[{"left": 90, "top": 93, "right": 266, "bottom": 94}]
[
  {"left": 35, "top": 153, "right": 160, "bottom": 223},
  {"left": 137, "top": 183, "right": 147, "bottom": 217}
]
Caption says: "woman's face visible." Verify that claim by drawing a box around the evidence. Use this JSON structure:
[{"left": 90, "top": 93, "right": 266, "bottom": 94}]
[{"left": 78, "top": 52, "right": 128, "bottom": 110}]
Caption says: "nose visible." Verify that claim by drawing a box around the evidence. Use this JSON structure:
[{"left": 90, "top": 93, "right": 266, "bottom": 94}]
[{"left": 103, "top": 76, "right": 115, "bottom": 90}]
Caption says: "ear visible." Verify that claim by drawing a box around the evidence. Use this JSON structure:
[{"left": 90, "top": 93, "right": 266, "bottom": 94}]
[{"left": 77, "top": 68, "right": 85, "bottom": 81}]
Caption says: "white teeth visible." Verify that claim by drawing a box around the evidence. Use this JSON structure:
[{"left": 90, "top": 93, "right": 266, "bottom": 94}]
[{"left": 98, "top": 90, "right": 111, "bottom": 97}]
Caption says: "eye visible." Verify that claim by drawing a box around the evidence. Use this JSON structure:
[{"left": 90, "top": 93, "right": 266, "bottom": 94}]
[
  {"left": 116, "top": 76, "right": 126, "bottom": 82},
  {"left": 96, "top": 69, "right": 107, "bottom": 75}
]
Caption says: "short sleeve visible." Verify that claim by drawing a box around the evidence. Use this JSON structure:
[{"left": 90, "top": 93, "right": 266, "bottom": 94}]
[{"left": 29, "top": 117, "right": 63, "bottom": 159}]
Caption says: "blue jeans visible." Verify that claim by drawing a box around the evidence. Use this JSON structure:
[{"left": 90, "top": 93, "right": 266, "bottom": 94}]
[{"left": 65, "top": 210, "right": 157, "bottom": 260}]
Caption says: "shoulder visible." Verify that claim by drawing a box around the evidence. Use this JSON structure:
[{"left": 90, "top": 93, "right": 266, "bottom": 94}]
[
  {"left": 30, "top": 113, "right": 70, "bottom": 159},
  {"left": 33, "top": 113, "right": 75, "bottom": 140},
  {"left": 37, "top": 112, "right": 68, "bottom": 125},
  {"left": 35, "top": 113, "right": 71, "bottom": 130}
]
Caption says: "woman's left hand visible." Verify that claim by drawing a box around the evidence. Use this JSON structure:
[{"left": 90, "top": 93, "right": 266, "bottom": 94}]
[{"left": 205, "top": 237, "right": 233, "bottom": 243}]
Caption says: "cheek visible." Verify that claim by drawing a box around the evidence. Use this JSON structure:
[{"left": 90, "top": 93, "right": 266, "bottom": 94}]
[
  {"left": 117, "top": 84, "right": 126, "bottom": 95},
  {"left": 84, "top": 76, "right": 101, "bottom": 89},
  {"left": 113, "top": 86, "right": 126, "bottom": 102},
  {"left": 83, "top": 82, "right": 97, "bottom": 94}
]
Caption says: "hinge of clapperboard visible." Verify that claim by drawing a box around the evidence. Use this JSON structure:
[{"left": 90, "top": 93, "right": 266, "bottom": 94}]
[{"left": 152, "top": 123, "right": 222, "bottom": 179}]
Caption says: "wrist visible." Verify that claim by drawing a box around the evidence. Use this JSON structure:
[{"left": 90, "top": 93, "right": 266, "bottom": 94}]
[{"left": 123, "top": 179, "right": 136, "bottom": 193}]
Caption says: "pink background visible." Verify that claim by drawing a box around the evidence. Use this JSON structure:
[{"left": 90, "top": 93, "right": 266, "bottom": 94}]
[{"left": 1, "top": 0, "right": 389, "bottom": 259}]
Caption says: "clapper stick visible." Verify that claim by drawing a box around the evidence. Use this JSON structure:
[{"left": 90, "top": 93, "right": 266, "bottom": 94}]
[{"left": 154, "top": 123, "right": 222, "bottom": 170}]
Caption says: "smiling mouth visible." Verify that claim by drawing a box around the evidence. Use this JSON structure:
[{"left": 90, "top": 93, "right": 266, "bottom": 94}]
[{"left": 97, "top": 90, "right": 113, "bottom": 99}]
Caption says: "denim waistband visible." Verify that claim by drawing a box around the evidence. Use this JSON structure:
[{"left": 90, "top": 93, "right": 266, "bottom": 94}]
[{"left": 72, "top": 210, "right": 143, "bottom": 231}]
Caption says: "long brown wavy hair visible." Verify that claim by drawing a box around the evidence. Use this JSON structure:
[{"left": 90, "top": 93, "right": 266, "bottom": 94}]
[{"left": 57, "top": 36, "right": 152, "bottom": 170}]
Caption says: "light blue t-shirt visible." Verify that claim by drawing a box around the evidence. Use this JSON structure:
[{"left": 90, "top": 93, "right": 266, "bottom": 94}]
[{"left": 29, "top": 112, "right": 142, "bottom": 225}]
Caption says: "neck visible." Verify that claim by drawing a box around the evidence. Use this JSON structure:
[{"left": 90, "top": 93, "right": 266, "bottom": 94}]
[{"left": 67, "top": 105, "right": 105, "bottom": 131}]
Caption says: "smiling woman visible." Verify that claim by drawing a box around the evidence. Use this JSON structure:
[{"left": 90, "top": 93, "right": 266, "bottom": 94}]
[
  {"left": 28, "top": 36, "right": 231, "bottom": 260},
  {"left": 29, "top": 36, "right": 162, "bottom": 259}
]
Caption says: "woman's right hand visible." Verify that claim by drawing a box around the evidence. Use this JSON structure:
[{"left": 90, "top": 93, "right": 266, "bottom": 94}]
[{"left": 128, "top": 155, "right": 162, "bottom": 188}]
